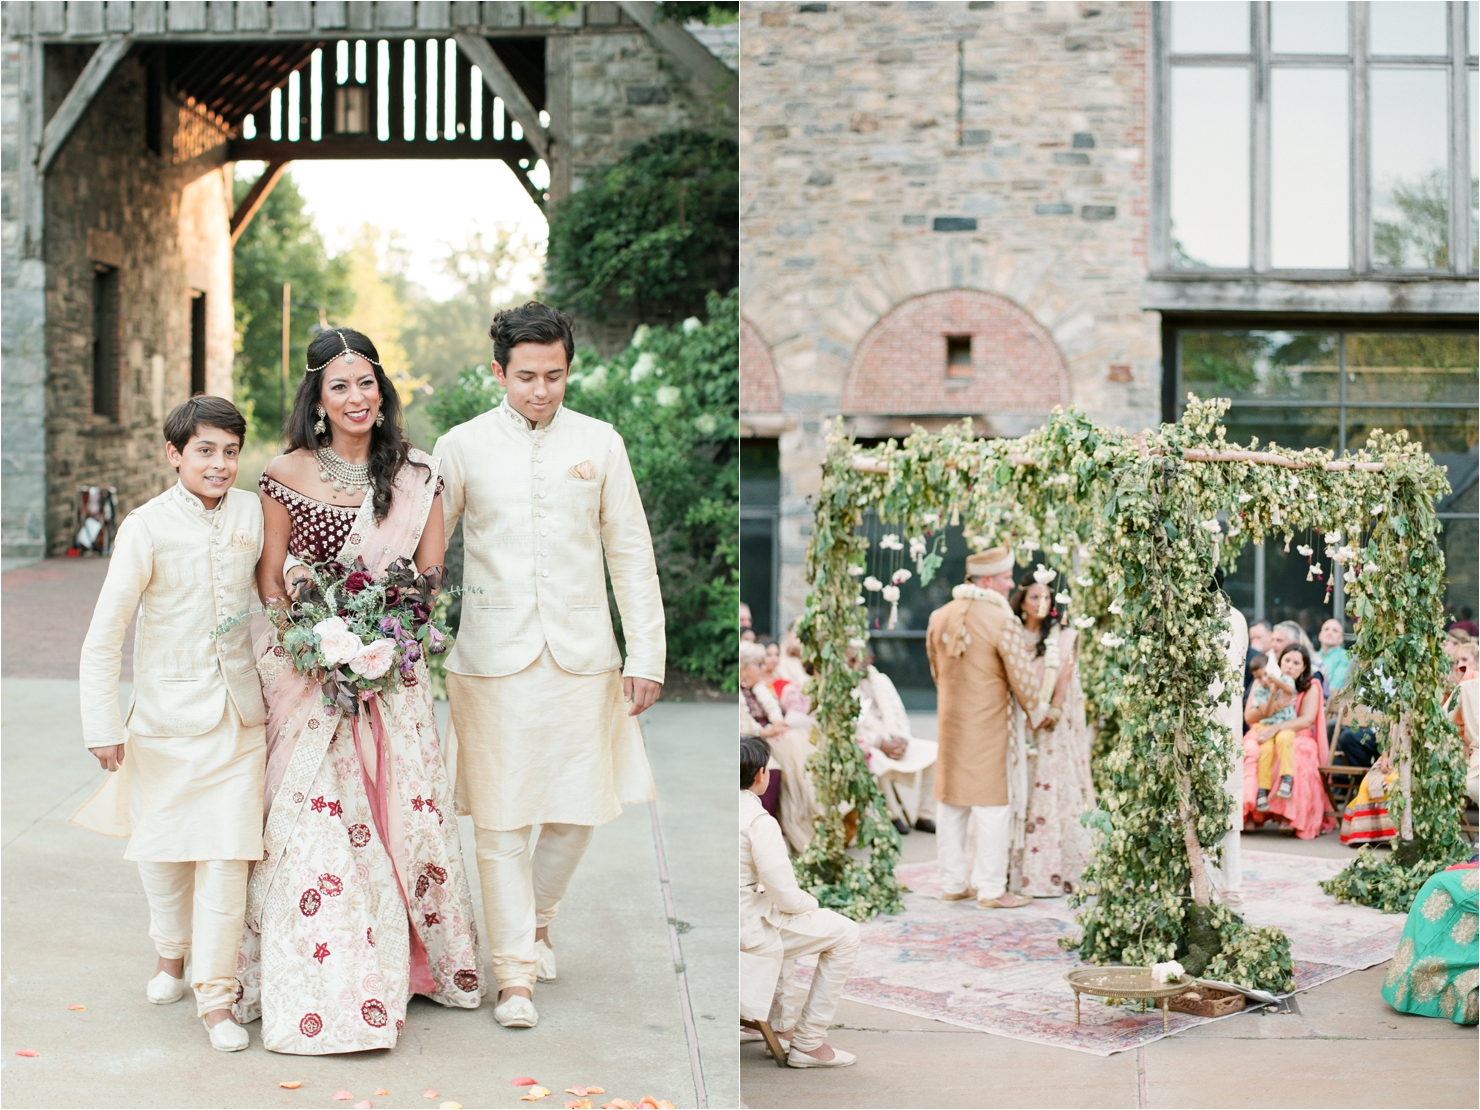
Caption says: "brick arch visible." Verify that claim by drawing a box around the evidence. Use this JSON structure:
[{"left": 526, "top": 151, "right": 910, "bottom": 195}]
[
  {"left": 842, "top": 290, "right": 1071, "bottom": 415},
  {"left": 740, "top": 317, "right": 782, "bottom": 414}
]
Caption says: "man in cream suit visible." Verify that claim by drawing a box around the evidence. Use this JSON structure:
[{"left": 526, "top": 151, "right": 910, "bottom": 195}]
[{"left": 435, "top": 301, "right": 665, "bottom": 1029}]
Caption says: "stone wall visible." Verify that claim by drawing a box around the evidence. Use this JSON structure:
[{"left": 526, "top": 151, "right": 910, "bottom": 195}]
[
  {"left": 740, "top": 0, "right": 1159, "bottom": 628},
  {"left": 42, "top": 47, "right": 235, "bottom": 554}
]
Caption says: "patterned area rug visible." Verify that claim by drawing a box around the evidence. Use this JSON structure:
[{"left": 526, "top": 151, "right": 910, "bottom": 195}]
[{"left": 795, "top": 849, "right": 1405, "bottom": 1056}]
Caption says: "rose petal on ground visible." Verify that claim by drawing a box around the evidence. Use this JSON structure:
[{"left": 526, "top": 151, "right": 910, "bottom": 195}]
[
  {"left": 639, "top": 1100, "right": 659, "bottom": 1109},
  {"left": 68, "top": 1005, "right": 86, "bottom": 1011},
  {"left": 586, "top": 1089, "right": 605, "bottom": 1096},
  {"left": 278, "top": 1081, "right": 303, "bottom": 1089},
  {"left": 423, "top": 1093, "right": 439, "bottom": 1100},
  {"left": 565, "top": 1089, "right": 588, "bottom": 1098},
  {"left": 512, "top": 1077, "right": 539, "bottom": 1086},
  {"left": 375, "top": 1091, "right": 390, "bottom": 1097},
  {"left": 14, "top": 1050, "right": 37, "bottom": 1057},
  {"left": 565, "top": 1102, "right": 593, "bottom": 1110},
  {"left": 657, "top": 1102, "right": 675, "bottom": 1109},
  {"left": 332, "top": 1092, "right": 354, "bottom": 1101},
  {"left": 603, "top": 1101, "right": 636, "bottom": 1110},
  {"left": 440, "top": 1103, "right": 463, "bottom": 1110},
  {"left": 519, "top": 1087, "right": 552, "bottom": 1101},
  {"left": 353, "top": 1102, "right": 373, "bottom": 1109}
]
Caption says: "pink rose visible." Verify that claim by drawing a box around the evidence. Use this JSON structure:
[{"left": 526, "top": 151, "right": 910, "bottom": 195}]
[
  {"left": 348, "top": 637, "right": 397, "bottom": 680},
  {"left": 313, "top": 616, "right": 364, "bottom": 667}
]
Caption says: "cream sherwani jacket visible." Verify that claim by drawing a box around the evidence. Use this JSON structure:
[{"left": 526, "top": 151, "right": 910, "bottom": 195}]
[
  {"left": 435, "top": 399, "right": 665, "bottom": 682},
  {"left": 73, "top": 483, "right": 267, "bottom": 861}
]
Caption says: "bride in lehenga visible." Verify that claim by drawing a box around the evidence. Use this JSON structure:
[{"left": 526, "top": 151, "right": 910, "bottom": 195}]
[{"left": 232, "top": 328, "right": 483, "bottom": 1054}]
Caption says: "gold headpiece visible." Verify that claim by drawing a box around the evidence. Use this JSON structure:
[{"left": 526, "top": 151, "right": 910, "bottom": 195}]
[{"left": 306, "top": 329, "right": 381, "bottom": 374}]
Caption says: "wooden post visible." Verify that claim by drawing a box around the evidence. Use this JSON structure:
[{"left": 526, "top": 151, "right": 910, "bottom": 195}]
[
  {"left": 281, "top": 282, "right": 291, "bottom": 436},
  {"left": 1395, "top": 714, "right": 1414, "bottom": 842}
]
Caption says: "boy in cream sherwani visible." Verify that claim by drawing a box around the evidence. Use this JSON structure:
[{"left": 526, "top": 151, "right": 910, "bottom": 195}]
[{"left": 73, "top": 396, "right": 267, "bottom": 1052}]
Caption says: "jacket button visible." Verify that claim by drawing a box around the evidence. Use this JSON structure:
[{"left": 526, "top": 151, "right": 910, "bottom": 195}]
[{"left": 542, "top": 570, "right": 549, "bottom": 578}]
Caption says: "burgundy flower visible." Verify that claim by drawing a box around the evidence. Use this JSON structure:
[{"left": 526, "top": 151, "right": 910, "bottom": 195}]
[
  {"left": 383, "top": 586, "right": 402, "bottom": 607},
  {"left": 361, "top": 998, "right": 388, "bottom": 1027},
  {"left": 344, "top": 570, "right": 373, "bottom": 595},
  {"left": 409, "top": 601, "right": 431, "bottom": 627},
  {"left": 453, "top": 969, "right": 478, "bottom": 993}
]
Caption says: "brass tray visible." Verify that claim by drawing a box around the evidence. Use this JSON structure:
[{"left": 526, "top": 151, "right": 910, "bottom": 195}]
[{"left": 1064, "top": 967, "right": 1196, "bottom": 1031}]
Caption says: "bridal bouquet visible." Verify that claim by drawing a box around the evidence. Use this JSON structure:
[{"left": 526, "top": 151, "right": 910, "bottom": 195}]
[{"left": 272, "top": 555, "right": 451, "bottom": 713}]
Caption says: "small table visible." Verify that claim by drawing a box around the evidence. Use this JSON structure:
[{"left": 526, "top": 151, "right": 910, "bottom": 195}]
[{"left": 1064, "top": 967, "right": 1196, "bottom": 1032}]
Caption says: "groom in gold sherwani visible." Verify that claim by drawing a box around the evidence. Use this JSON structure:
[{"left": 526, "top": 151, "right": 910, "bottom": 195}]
[{"left": 435, "top": 301, "right": 665, "bottom": 1029}]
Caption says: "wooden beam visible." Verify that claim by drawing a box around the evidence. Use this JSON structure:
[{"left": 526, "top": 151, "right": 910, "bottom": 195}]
[
  {"left": 617, "top": 1, "right": 736, "bottom": 117},
  {"left": 37, "top": 36, "right": 134, "bottom": 173},
  {"left": 453, "top": 32, "right": 551, "bottom": 162},
  {"left": 229, "top": 159, "right": 289, "bottom": 245},
  {"left": 506, "top": 158, "right": 547, "bottom": 212}
]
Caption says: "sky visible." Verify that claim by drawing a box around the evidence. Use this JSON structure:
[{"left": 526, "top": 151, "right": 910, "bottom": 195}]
[{"left": 238, "top": 158, "right": 548, "bottom": 302}]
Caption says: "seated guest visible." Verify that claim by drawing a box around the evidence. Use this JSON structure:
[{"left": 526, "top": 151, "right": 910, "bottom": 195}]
[
  {"left": 742, "top": 641, "right": 820, "bottom": 853},
  {"left": 1340, "top": 755, "right": 1399, "bottom": 846},
  {"left": 1244, "top": 653, "right": 1296, "bottom": 806},
  {"left": 1381, "top": 858, "right": 1478, "bottom": 1025},
  {"left": 740, "top": 736, "right": 862, "bottom": 1067},
  {"left": 1243, "top": 645, "right": 1333, "bottom": 839},
  {"left": 761, "top": 638, "right": 790, "bottom": 699},
  {"left": 1448, "top": 643, "right": 1478, "bottom": 804},
  {"left": 1316, "top": 618, "right": 1352, "bottom": 694},
  {"left": 776, "top": 618, "right": 810, "bottom": 689},
  {"left": 852, "top": 651, "right": 938, "bottom": 837}
]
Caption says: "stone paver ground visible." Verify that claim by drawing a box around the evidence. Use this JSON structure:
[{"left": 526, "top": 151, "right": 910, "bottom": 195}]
[{"left": 1, "top": 558, "right": 738, "bottom": 1109}]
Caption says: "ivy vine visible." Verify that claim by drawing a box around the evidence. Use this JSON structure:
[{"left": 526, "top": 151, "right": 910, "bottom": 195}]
[{"left": 797, "top": 397, "right": 1469, "bottom": 993}]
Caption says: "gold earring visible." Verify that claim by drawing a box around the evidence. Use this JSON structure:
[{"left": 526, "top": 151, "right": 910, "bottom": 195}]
[
  {"left": 375, "top": 405, "right": 385, "bottom": 428},
  {"left": 314, "top": 406, "right": 327, "bottom": 436}
]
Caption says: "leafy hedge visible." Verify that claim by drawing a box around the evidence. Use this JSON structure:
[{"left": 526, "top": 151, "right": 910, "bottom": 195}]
[
  {"left": 427, "top": 291, "right": 738, "bottom": 690},
  {"left": 544, "top": 130, "right": 737, "bottom": 325}
]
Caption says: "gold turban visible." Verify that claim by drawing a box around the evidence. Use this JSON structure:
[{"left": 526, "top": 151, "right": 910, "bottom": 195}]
[{"left": 965, "top": 547, "right": 1013, "bottom": 579}]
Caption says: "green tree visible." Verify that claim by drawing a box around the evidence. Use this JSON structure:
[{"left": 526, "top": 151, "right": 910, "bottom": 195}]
[
  {"left": 426, "top": 290, "right": 739, "bottom": 689},
  {"left": 545, "top": 130, "right": 737, "bottom": 325},
  {"left": 232, "top": 170, "right": 354, "bottom": 441}
]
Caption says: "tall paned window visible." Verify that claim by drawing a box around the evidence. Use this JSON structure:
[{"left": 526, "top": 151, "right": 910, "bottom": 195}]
[
  {"left": 1155, "top": 1, "right": 1478, "bottom": 276},
  {"left": 1175, "top": 329, "right": 1479, "bottom": 632},
  {"left": 739, "top": 439, "right": 781, "bottom": 639},
  {"left": 92, "top": 266, "right": 120, "bottom": 422}
]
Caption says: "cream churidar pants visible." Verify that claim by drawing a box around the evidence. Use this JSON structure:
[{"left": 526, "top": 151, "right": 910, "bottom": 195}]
[
  {"left": 473, "top": 823, "right": 593, "bottom": 991},
  {"left": 767, "top": 908, "right": 861, "bottom": 1052},
  {"left": 136, "top": 859, "right": 249, "bottom": 1016},
  {"left": 936, "top": 802, "right": 1010, "bottom": 899}
]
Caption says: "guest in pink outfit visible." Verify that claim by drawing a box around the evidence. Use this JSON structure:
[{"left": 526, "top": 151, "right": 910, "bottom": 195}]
[{"left": 1242, "top": 645, "right": 1335, "bottom": 839}]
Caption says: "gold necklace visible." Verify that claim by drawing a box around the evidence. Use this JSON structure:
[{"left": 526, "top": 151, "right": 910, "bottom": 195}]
[{"left": 314, "top": 445, "right": 372, "bottom": 494}]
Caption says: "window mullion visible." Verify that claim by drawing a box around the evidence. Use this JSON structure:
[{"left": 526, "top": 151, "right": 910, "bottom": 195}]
[
  {"left": 1252, "top": 1, "right": 1272, "bottom": 272},
  {"left": 1150, "top": 1, "right": 1171, "bottom": 271},
  {"left": 1449, "top": 0, "right": 1471, "bottom": 274},
  {"left": 1351, "top": 0, "right": 1371, "bottom": 274}
]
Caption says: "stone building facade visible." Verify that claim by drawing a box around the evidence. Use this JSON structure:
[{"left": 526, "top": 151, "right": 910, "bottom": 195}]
[
  {"left": 740, "top": 0, "right": 1478, "bottom": 654},
  {"left": 741, "top": 0, "right": 1160, "bottom": 635},
  {"left": 2, "top": 1, "right": 734, "bottom": 564}
]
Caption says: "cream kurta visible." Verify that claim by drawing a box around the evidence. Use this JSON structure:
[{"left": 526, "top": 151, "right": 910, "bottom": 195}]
[
  {"left": 73, "top": 483, "right": 267, "bottom": 862},
  {"left": 436, "top": 400, "right": 664, "bottom": 829},
  {"left": 926, "top": 585, "right": 1046, "bottom": 808}
]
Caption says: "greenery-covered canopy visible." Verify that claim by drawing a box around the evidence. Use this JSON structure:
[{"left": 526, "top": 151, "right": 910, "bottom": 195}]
[{"left": 797, "top": 397, "right": 1470, "bottom": 992}]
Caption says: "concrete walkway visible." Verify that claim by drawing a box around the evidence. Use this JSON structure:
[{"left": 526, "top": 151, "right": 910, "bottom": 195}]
[{"left": 1, "top": 562, "right": 738, "bottom": 1109}]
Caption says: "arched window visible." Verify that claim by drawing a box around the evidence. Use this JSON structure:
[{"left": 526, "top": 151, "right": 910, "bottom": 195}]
[
  {"left": 740, "top": 317, "right": 781, "bottom": 414},
  {"left": 842, "top": 290, "right": 1070, "bottom": 415}
]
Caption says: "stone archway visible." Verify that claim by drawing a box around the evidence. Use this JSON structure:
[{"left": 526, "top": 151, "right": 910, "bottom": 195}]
[
  {"left": 740, "top": 316, "right": 781, "bottom": 415},
  {"left": 842, "top": 289, "right": 1071, "bottom": 416}
]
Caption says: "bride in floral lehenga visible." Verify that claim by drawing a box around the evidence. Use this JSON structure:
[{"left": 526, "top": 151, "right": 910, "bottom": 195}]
[{"left": 233, "top": 328, "right": 483, "bottom": 1054}]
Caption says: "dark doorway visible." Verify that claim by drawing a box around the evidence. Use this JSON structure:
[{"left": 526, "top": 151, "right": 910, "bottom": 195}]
[
  {"left": 739, "top": 438, "right": 780, "bottom": 637},
  {"left": 92, "top": 266, "right": 120, "bottom": 421},
  {"left": 190, "top": 292, "right": 207, "bottom": 396}
]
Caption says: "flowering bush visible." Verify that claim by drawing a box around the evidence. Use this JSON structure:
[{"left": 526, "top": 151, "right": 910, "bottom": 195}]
[{"left": 273, "top": 556, "right": 451, "bottom": 713}]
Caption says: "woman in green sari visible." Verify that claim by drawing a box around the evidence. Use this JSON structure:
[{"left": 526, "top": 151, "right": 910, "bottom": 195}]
[{"left": 1382, "top": 861, "right": 1478, "bottom": 1025}]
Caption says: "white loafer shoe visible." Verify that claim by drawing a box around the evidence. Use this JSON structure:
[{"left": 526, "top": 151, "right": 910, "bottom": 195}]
[
  {"left": 535, "top": 940, "right": 557, "bottom": 983},
  {"left": 494, "top": 994, "right": 538, "bottom": 1028},
  {"left": 205, "top": 1017, "right": 249, "bottom": 1052},
  {"left": 786, "top": 1046, "right": 857, "bottom": 1068},
  {"left": 146, "top": 970, "right": 185, "bottom": 1005}
]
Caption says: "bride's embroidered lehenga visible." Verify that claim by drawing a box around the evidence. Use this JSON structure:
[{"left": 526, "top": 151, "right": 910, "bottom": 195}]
[{"left": 233, "top": 451, "right": 483, "bottom": 1054}]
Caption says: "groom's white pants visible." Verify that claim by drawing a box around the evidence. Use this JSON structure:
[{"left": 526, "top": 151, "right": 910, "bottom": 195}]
[
  {"left": 935, "top": 802, "right": 1010, "bottom": 899},
  {"left": 136, "top": 859, "right": 248, "bottom": 1015},
  {"left": 473, "top": 823, "right": 593, "bottom": 991}
]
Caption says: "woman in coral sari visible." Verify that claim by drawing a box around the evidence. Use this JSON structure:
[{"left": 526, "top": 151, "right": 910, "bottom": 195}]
[
  {"left": 1242, "top": 644, "right": 1334, "bottom": 839},
  {"left": 233, "top": 328, "right": 482, "bottom": 1053}
]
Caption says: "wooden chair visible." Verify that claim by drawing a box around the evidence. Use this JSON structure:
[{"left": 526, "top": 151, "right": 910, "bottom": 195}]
[
  {"left": 1319, "top": 701, "right": 1372, "bottom": 814},
  {"left": 741, "top": 1018, "right": 789, "bottom": 1067}
]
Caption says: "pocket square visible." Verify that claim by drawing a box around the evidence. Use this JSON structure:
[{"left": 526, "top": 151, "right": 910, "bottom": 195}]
[
  {"left": 568, "top": 460, "right": 597, "bottom": 480},
  {"left": 232, "top": 529, "right": 254, "bottom": 546}
]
